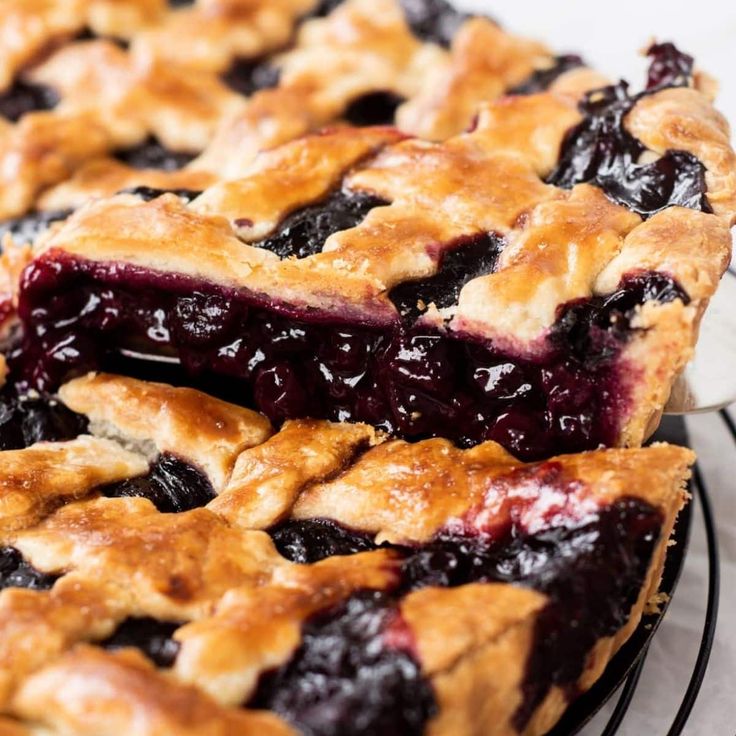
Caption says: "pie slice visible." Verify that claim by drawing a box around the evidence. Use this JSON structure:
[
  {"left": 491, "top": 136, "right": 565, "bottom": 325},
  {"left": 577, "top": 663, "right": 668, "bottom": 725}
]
[
  {"left": 0, "top": 372, "right": 691, "bottom": 735},
  {"left": 0, "top": 0, "right": 572, "bottom": 223},
  {"left": 6, "top": 42, "right": 733, "bottom": 459}
]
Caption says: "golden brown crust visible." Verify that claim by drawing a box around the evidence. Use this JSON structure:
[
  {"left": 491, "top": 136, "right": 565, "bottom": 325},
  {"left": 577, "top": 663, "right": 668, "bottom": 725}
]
[
  {"left": 403, "top": 584, "right": 546, "bottom": 736},
  {"left": 0, "top": 0, "right": 555, "bottom": 220},
  {"left": 192, "top": 127, "right": 406, "bottom": 239},
  {"left": 174, "top": 551, "right": 400, "bottom": 704},
  {"left": 0, "top": 374, "right": 693, "bottom": 735},
  {"left": 0, "top": 437, "right": 148, "bottom": 532},
  {"left": 59, "top": 373, "right": 273, "bottom": 492},
  {"left": 397, "top": 19, "right": 549, "bottom": 141},
  {"left": 212, "top": 418, "right": 381, "bottom": 529},
  {"left": 12, "top": 647, "right": 296, "bottom": 736},
  {"left": 0, "top": 0, "right": 83, "bottom": 92}
]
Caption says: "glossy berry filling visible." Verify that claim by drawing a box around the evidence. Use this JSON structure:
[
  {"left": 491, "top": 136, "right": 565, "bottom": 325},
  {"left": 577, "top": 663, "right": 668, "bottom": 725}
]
[
  {"left": 343, "top": 92, "right": 407, "bottom": 127},
  {"left": 101, "top": 617, "right": 181, "bottom": 668},
  {"left": 268, "top": 495, "right": 662, "bottom": 730},
  {"left": 12, "top": 256, "right": 688, "bottom": 460},
  {"left": 100, "top": 453, "right": 215, "bottom": 513},
  {"left": 0, "top": 388, "right": 88, "bottom": 451},
  {"left": 509, "top": 54, "right": 584, "bottom": 95},
  {"left": 389, "top": 232, "right": 504, "bottom": 324},
  {"left": 115, "top": 138, "right": 197, "bottom": 171},
  {"left": 645, "top": 42, "right": 695, "bottom": 91},
  {"left": 0, "top": 209, "right": 73, "bottom": 247},
  {"left": 118, "top": 186, "right": 203, "bottom": 203},
  {"left": 0, "top": 546, "right": 59, "bottom": 591},
  {"left": 0, "top": 80, "right": 60, "bottom": 122},
  {"left": 222, "top": 58, "right": 281, "bottom": 97},
  {"left": 547, "top": 43, "right": 710, "bottom": 218},
  {"left": 251, "top": 189, "right": 389, "bottom": 259},
  {"left": 398, "top": 0, "right": 474, "bottom": 47},
  {"left": 251, "top": 590, "right": 436, "bottom": 736}
]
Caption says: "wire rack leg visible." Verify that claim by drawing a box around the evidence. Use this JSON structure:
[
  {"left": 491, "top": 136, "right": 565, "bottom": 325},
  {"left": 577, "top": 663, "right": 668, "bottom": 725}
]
[
  {"left": 665, "top": 460, "right": 721, "bottom": 736},
  {"left": 600, "top": 651, "right": 649, "bottom": 736}
]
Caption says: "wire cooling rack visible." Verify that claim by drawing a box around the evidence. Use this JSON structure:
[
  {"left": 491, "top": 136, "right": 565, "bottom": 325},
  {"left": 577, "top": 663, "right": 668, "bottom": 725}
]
[{"left": 547, "top": 414, "right": 722, "bottom": 735}]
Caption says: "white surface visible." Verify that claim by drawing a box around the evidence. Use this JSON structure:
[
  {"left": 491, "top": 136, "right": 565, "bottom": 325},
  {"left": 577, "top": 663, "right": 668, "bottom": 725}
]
[{"left": 452, "top": 3, "right": 736, "bottom": 734}]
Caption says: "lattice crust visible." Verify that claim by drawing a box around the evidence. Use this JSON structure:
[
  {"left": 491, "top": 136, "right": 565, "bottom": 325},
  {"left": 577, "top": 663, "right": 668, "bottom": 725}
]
[
  {"left": 0, "top": 0, "right": 562, "bottom": 220},
  {"left": 0, "top": 374, "right": 691, "bottom": 735},
  {"left": 16, "top": 80, "right": 734, "bottom": 449}
]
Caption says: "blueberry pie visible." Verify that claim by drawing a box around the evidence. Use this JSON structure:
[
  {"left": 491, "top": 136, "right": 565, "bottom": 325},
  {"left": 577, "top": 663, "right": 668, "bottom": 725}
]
[
  {"left": 6, "top": 42, "right": 734, "bottom": 459},
  {"left": 0, "top": 372, "right": 692, "bottom": 735},
  {"left": 0, "top": 0, "right": 573, "bottom": 222},
  {"left": 0, "top": 3, "right": 730, "bottom": 734}
]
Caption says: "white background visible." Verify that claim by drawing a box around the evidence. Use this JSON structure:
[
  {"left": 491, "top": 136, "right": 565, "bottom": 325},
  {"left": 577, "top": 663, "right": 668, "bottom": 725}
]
[{"left": 454, "top": 3, "right": 736, "bottom": 734}]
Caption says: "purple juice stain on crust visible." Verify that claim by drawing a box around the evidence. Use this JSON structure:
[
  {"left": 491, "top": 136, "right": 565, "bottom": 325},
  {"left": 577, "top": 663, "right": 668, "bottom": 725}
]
[
  {"left": 306, "top": 0, "right": 481, "bottom": 47},
  {"left": 101, "top": 617, "right": 181, "bottom": 668},
  {"left": 0, "top": 209, "right": 74, "bottom": 247},
  {"left": 115, "top": 138, "right": 197, "bottom": 171},
  {"left": 0, "top": 388, "right": 88, "bottom": 450},
  {"left": 0, "top": 547, "right": 59, "bottom": 591},
  {"left": 252, "top": 189, "right": 390, "bottom": 259},
  {"left": 509, "top": 54, "right": 584, "bottom": 95},
  {"left": 267, "top": 496, "right": 662, "bottom": 731},
  {"left": 250, "top": 590, "right": 436, "bottom": 736},
  {"left": 0, "top": 80, "right": 60, "bottom": 122},
  {"left": 11, "top": 254, "right": 689, "bottom": 459},
  {"left": 100, "top": 453, "right": 215, "bottom": 513}
]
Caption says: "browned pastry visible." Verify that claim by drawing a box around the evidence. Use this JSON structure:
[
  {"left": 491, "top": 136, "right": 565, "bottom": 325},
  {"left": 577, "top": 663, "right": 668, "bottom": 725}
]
[
  {"left": 0, "top": 373, "right": 691, "bottom": 735},
  {"left": 9, "top": 50, "right": 734, "bottom": 458},
  {"left": 0, "top": 0, "right": 566, "bottom": 220}
]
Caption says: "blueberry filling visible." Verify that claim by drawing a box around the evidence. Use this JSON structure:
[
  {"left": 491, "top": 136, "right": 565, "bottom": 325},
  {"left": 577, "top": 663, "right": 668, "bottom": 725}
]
[
  {"left": 117, "top": 186, "right": 203, "bottom": 203},
  {"left": 389, "top": 232, "right": 504, "bottom": 324},
  {"left": 0, "top": 209, "right": 73, "bottom": 247},
  {"left": 645, "top": 42, "right": 695, "bottom": 91},
  {"left": 101, "top": 617, "right": 181, "bottom": 668},
  {"left": 267, "top": 496, "right": 662, "bottom": 730},
  {"left": 271, "top": 518, "right": 382, "bottom": 563},
  {"left": 0, "top": 388, "right": 88, "bottom": 451},
  {"left": 306, "top": 0, "right": 347, "bottom": 18},
  {"left": 12, "top": 257, "right": 689, "bottom": 459},
  {"left": 398, "top": 0, "right": 474, "bottom": 47},
  {"left": 0, "top": 546, "right": 59, "bottom": 591},
  {"left": 115, "top": 138, "right": 197, "bottom": 171},
  {"left": 0, "top": 79, "right": 60, "bottom": 122},
  {"left": 101, "top": 453, "right": 215, "bottom": 513},
  {"left": 547, "top": 43, "right": 710, "bottom": 218},
  {"left": 509, "top": 54, "right": 584, "bottom": 95},
  {"left": 305, "top": 0, "right": 479, "bottom": 48},
  {"left": 343, "top": 92, "right": 406, "bottom": 127},
  {"left": 250, "top": 590, "right": 436, "bottom": 736},
  {"left": 221, "top": 58, "right": 282, "bottom": 98},
  {"left": 251, "top": 189, "right": 390, "bottom": 259}
]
